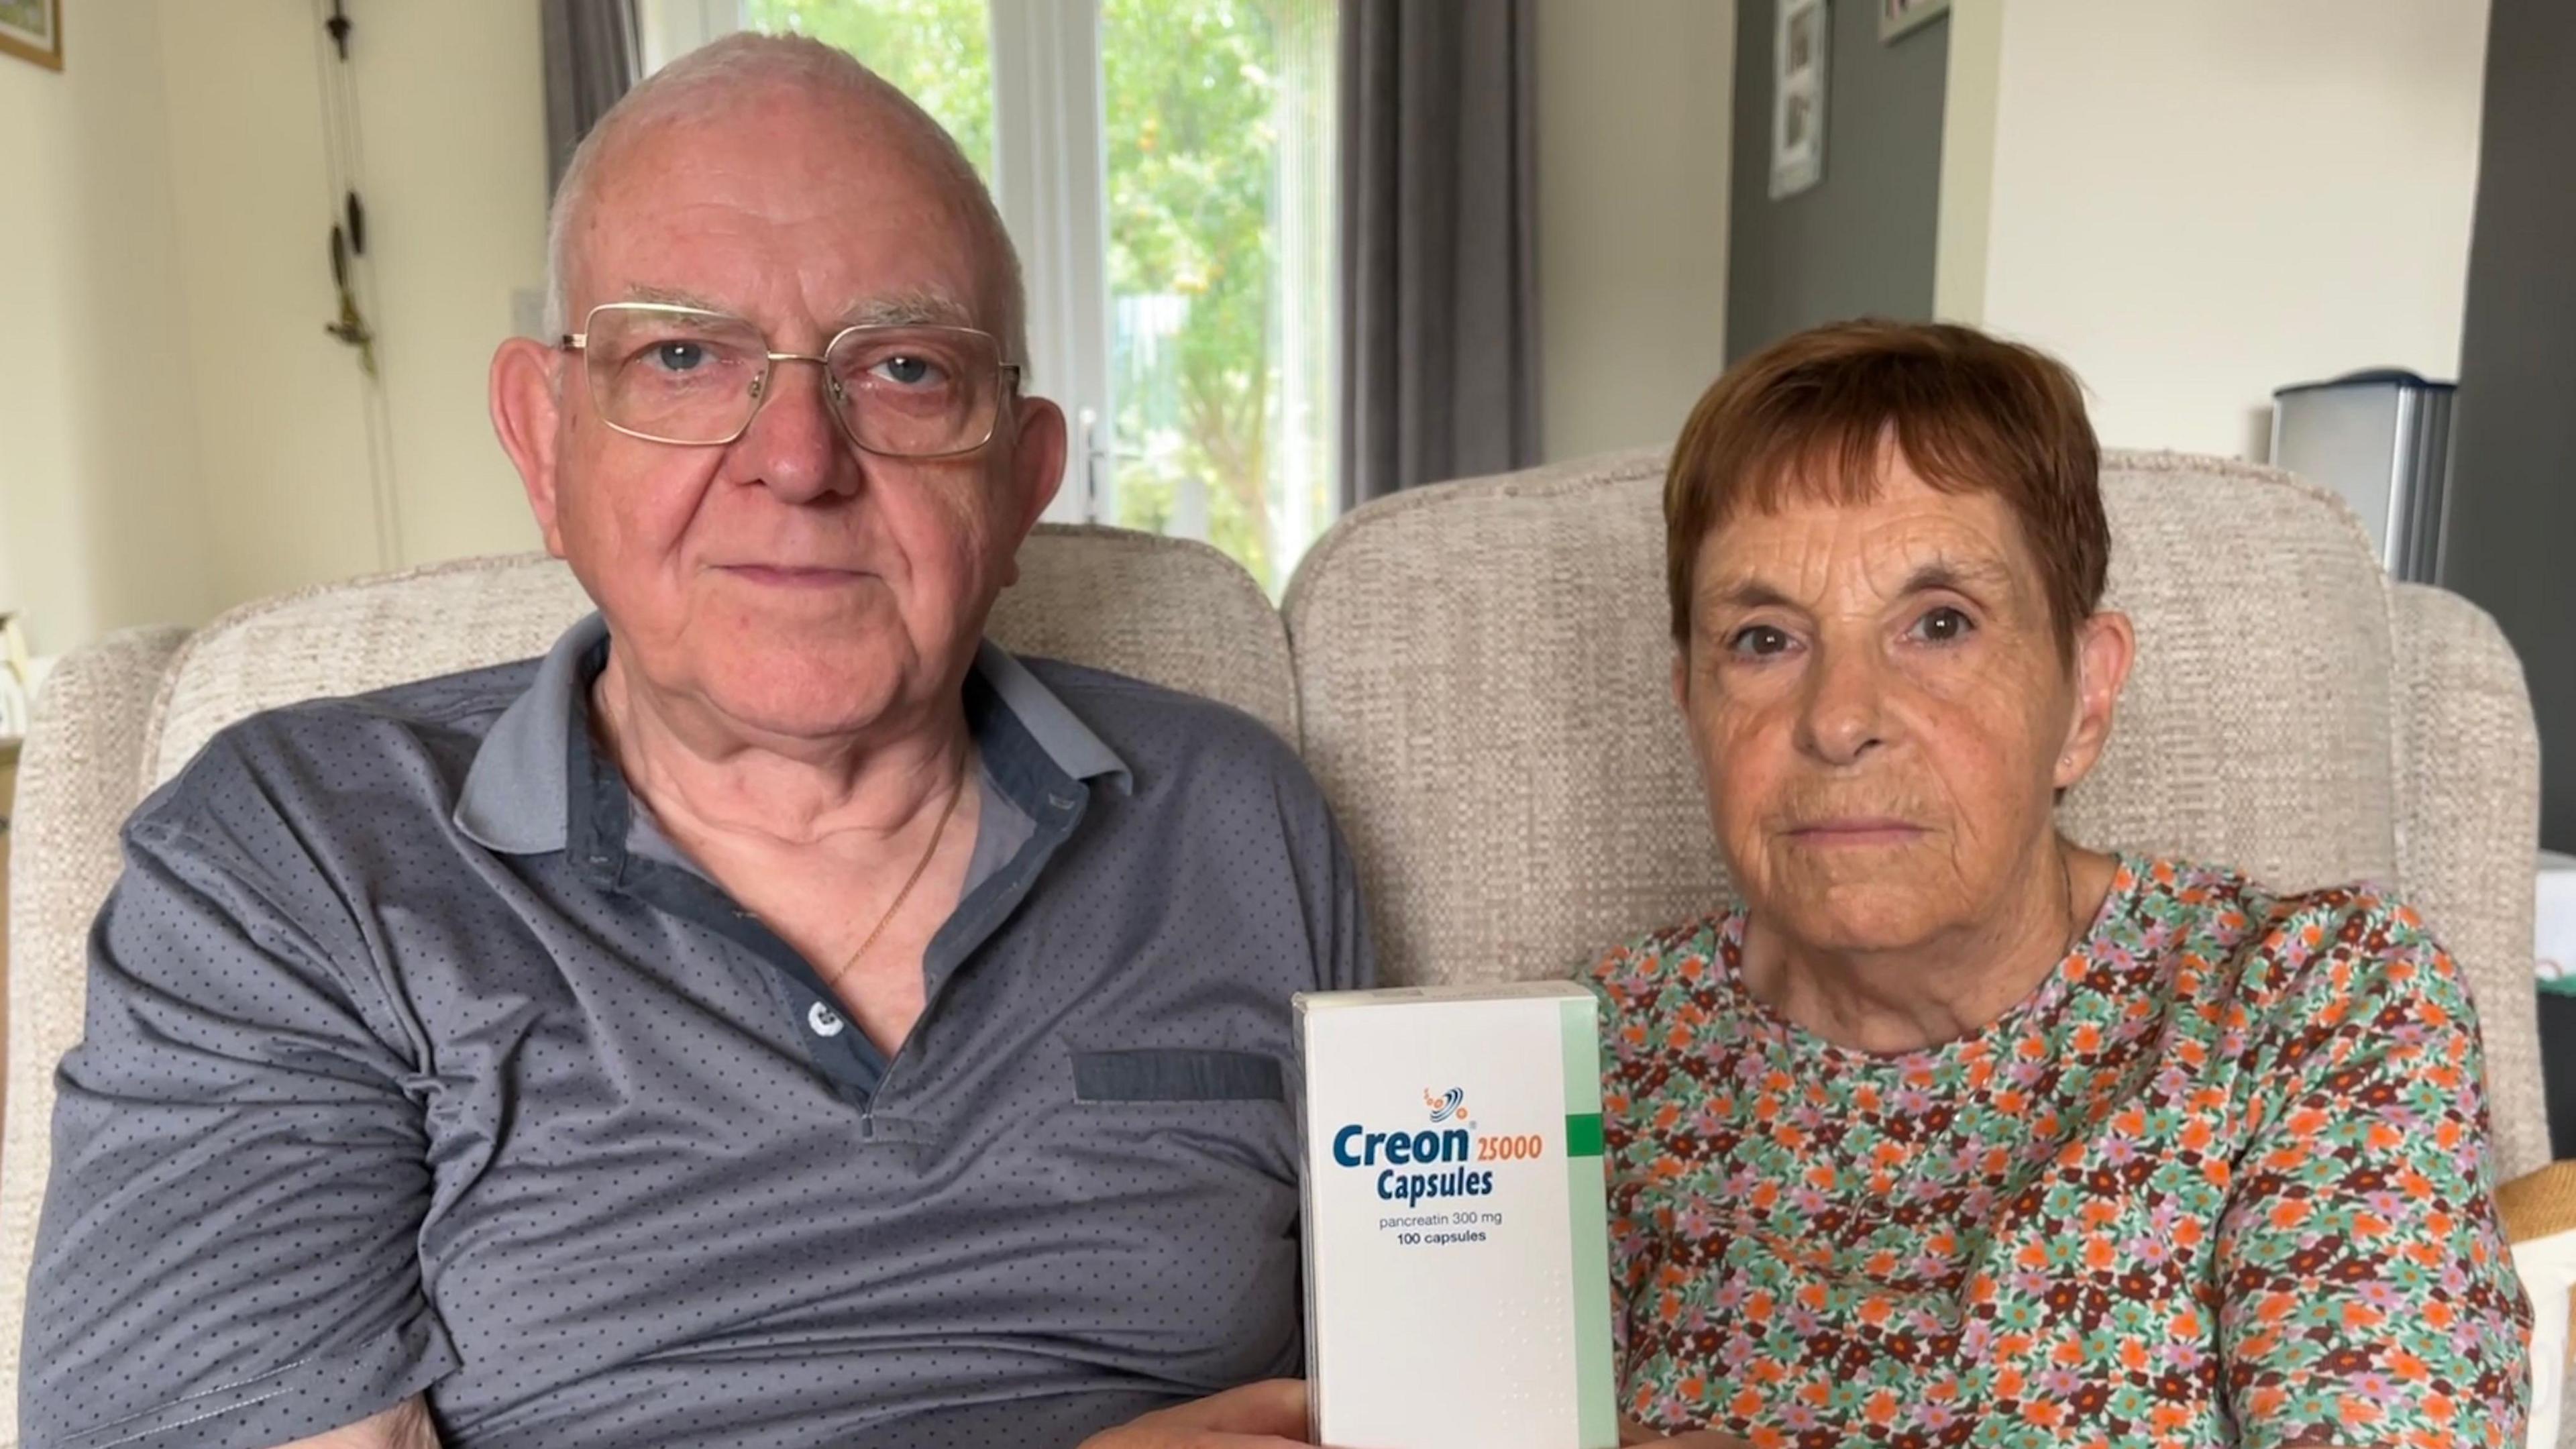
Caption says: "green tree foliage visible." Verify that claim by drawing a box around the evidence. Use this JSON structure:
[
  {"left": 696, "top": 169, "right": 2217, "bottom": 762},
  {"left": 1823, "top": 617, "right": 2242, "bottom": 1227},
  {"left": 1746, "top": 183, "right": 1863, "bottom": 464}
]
[
  {"left": 743, "top": 0, "right": 994, "bottom": 175},
  {"left": 1100, "top": 0, "right": 1281, "bottom": 586},
  {"left": 743, "top": 0, "right": 1325, "bottom": 591}
]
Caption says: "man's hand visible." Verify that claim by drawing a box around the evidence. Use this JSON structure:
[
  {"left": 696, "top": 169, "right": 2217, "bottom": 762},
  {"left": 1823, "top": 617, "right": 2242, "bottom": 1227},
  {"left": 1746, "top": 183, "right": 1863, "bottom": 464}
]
[
  {"left": 275, "top": 1396, "right": 442, "bottom": 1449},
  {"left": 1079, "top": 1380, "right": 1314, "bottom": 1448}
]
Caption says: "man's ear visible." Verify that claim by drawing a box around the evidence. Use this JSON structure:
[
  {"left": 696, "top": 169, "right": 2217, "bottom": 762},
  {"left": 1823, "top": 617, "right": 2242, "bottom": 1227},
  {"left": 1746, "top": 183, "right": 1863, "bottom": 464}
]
[
  {"left": 2053, "top": 609, "right": 2137, "bottom": 792},
  {"left": 994, "top": 394, "right": 1067, "bottom": 589},
  {"left": 491, "top": 337, "right": 570, "bottom": 556},
  {"left": 1671, "top": 647, "right": 1689, "bottom": 714}
]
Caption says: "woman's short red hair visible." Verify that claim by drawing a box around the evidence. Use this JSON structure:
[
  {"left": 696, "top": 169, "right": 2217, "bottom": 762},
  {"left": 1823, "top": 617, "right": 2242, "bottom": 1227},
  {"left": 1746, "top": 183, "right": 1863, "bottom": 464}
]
[{"left": 1665, "top": 319, "right": 2107, "bottom": 655}]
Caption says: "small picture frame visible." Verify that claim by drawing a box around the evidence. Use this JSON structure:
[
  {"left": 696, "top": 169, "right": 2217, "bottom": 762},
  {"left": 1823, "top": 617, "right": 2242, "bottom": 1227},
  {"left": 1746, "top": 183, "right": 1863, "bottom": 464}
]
[
  {"left": 1880, "top": 0, "right": 1949, "bottom": 44},
  {"left": 1771, "top": 0, "right": 1827, "bottom": 199},
  {"left": 0, "top": 0, "right": 60, "bottom": 72}
]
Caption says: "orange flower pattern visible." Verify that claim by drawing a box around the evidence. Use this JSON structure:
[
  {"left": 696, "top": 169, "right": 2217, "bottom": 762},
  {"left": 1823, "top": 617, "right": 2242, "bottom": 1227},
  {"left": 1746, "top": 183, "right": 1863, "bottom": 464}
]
[{"left": 1591, "top": 857, "right": 2530, "bottom": 1448}]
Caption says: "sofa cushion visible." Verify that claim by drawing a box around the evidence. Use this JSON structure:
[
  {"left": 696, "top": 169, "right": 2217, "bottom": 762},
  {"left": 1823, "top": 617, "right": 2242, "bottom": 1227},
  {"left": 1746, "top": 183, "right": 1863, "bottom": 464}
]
[
  {"left": 1284, "top": 447, "right": 2402, "bottom": 990},
  {"left": 2059, "top": 452, "right": 2398, "bottom": 895},
  {"left": 2392, "top": 580, "right": 2548, "bottom": 1180},
  {"left": 144, "top": 527, "right": 1296, "bottom": 790},
  {"left": 1286, "top": 451, "right": 1719, "bottom": 989},
  {"left": 0, "top": 625, "right": 190, "bottom": 1424}
]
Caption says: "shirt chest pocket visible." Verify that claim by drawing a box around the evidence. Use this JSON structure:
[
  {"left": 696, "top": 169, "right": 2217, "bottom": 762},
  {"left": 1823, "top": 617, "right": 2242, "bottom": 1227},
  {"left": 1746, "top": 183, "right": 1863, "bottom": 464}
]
[
  {"left": 1064, "top": 1049, "right": 1300, "bottom": 1222},
  {"left": 1071, "top": 1048, "right": 1286, "bottom": 1103}
]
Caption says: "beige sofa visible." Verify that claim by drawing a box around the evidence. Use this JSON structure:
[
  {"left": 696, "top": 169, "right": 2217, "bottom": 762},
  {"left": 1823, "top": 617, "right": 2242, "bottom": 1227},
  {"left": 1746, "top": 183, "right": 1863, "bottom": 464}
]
[{"left": 0, "top": 447, "right": 2548, "bottom": 1434}]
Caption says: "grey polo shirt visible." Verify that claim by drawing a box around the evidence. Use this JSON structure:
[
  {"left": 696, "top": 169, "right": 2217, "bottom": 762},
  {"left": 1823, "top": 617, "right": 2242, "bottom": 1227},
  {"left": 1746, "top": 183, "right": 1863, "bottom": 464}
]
[{"left": 24, "top": 614, "right": 1369, "bottom": 1449}]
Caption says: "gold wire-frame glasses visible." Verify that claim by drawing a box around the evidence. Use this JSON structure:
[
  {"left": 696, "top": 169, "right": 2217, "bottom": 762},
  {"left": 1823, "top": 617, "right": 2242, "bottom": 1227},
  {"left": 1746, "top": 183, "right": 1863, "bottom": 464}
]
[{"left": 557, "top": 301, "right": 1023, "bottom": 458}]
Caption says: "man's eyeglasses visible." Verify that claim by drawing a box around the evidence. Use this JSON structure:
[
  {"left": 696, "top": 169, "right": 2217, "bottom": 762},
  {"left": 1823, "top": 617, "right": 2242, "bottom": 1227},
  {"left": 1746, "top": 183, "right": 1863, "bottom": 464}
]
[{"left": 557, "top": 303, "right": 1022, "bottom": 458}]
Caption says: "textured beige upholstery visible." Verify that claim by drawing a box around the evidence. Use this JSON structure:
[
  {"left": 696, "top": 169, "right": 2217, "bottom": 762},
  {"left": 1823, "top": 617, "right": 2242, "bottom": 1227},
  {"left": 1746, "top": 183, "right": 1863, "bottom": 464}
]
[
  {"left": 0, "top": 449, "right": 2547, "bottom": 1437},
  {"left": 144, "top": 556, "right": 593, "bottom": 790},
  {"left": 0, "top": 526, "right": 1288, "bottom": 1426},
  {"left": 146, "top": 527, "right": 1296, "bottom": 790},
  {"left": 2391, "top": 581, "right": 2549, "bottom": 1179},
  {"left": 0, "top": 625, "right": 187, "bottom": 1419},
  {"left": 1287, "top": 448, "right": 2544, "bottom": 1181},
  {"left": 1287, "top": 452, "right": 1725, "bottom": 994}
]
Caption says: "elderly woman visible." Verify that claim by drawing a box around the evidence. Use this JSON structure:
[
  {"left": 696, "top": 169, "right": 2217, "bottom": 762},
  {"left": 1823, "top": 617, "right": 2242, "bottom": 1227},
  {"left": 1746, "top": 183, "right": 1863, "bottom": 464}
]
[{"left": 1599, "top": 321, "right": 2530, "bottom": 1449}]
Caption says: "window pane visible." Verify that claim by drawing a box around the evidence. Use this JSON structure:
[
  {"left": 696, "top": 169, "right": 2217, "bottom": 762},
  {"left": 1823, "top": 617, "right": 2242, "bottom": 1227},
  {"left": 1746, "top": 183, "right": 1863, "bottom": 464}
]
[
  {"left": 1099, "top": 0, "right": 1338, "bottom": 593},
  {"left": 732, "top": 0, "right": 1339, "bottom": 593},
  {"left": 742, "top": 0, "right": 996, "bottom": 178}
]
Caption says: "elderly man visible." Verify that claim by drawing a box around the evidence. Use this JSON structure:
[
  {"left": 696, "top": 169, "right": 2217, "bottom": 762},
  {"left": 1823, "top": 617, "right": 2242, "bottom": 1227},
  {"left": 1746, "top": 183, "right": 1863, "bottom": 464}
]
[{"left": 22, "top": 34, "right": 1361, "bottom": 1449}]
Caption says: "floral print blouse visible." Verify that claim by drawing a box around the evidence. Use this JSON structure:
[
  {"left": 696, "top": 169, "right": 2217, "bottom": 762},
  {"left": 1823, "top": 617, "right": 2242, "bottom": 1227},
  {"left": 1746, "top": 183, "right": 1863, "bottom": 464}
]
[{"left": 1591, "top": 857, "right": 2530, "bottom": 1448}]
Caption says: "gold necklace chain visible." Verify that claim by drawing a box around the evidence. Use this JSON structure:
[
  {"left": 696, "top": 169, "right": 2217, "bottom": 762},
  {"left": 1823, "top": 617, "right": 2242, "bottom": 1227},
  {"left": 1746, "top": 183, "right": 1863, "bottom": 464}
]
[
  {"left": 2057, "top": 839, "right": 2088, "bottom": 956},
  {"left": 840, "top": 771, "right": 966, "bottom": 976}
]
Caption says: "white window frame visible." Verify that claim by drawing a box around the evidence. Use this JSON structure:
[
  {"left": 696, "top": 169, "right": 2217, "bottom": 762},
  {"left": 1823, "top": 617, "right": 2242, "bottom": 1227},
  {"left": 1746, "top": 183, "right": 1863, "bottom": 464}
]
[
  {"left": 639, "top": 0, "right": 739, "bottom": 75},
  {"left": 643, "top": 0, "right": 1115, "bottom": 524},
  {"left": 986, "top": 0, "right": 1114, "bottom": 525}
]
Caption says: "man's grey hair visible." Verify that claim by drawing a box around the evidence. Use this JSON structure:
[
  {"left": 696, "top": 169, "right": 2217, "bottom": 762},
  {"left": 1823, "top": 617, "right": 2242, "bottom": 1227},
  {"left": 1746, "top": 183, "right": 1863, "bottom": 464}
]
[{"left": 542, "top": 32, "right": 1027, "bottom": 364}]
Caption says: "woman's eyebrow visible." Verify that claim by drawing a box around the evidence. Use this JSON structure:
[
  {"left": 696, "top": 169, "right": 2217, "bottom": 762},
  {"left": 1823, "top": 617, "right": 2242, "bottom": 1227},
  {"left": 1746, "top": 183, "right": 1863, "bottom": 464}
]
[
  {"left": 1701, "top": 578, "right": 1805, "bottom": 614},
  {"left": 1896, "top": 558, "right": 2015, "bottom": 598},
  {"left": 1697, "top": 557, "right": 2017, "bottom": 616}
]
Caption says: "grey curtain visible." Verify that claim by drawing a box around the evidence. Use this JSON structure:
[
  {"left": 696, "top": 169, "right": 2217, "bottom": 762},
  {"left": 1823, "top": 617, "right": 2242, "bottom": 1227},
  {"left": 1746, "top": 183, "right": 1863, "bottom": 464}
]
[
  {"left": 543, "top": 0, "right": 645, "bottom": 196},
  {"left": 1337, "top": 0, "right": 1542, "bottom": 508}
]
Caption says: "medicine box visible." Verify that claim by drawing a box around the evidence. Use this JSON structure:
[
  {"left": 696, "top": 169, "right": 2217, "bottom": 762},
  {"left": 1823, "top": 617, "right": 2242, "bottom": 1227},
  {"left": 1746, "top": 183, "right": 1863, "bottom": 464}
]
[{"left": 1295, "top": 981, "right": 1617, "bottom": 1449}]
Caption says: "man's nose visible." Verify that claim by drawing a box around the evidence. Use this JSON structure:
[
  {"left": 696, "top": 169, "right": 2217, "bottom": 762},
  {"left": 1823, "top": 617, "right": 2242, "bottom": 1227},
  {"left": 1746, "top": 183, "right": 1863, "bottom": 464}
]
[
  {"left": 734, "top": 358, "right": 858, "bottom": 503},
  {"left": 1795, "top": 639, "right": 1890, "bottom": 767}
]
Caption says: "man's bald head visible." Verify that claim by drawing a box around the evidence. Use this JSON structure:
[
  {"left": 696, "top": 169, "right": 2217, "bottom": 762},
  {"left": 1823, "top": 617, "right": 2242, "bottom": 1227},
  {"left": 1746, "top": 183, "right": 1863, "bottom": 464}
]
[{"left": 543, "top": 32, "right": 1025, "bottom": 362}]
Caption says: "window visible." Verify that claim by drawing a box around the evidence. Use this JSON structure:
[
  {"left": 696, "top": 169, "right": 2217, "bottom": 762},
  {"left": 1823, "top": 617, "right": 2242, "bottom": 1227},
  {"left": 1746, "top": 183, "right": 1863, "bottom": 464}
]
[
  {"left": 731, "top": 1, "right": 994, "bottom": 172},
  {"left": 651, "top": 0, "right": 1340, "bottom": 592}
]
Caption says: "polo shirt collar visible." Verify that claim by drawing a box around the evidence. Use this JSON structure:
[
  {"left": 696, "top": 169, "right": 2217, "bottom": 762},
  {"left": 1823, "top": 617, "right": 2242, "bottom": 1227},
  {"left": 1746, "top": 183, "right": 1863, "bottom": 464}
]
[
  {"left": 969, "top": 639, "right": 1130, "bottom": 790},
  {"left": 454, "top": 613, "right": 1130, "bottom": 857}
]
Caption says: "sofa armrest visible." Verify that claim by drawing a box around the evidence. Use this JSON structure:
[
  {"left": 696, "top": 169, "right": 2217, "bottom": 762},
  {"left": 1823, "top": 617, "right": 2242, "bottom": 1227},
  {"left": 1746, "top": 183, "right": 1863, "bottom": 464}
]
[
  {"left": 2390, "top": 582, "right": 2549, "bottom": 1181},
  {"left": 0, "top": 624, "right": 188, "bottom": 1428}
]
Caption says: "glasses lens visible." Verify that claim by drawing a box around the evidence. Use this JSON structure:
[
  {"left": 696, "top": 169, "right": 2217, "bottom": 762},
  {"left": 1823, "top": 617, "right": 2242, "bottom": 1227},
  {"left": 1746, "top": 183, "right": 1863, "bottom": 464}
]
[
  {"left": 826, "top": 327, "right": 1003, "bottom": 458},
  {"left": 584, "top": 307, "right": 769, "bottom": 444}
]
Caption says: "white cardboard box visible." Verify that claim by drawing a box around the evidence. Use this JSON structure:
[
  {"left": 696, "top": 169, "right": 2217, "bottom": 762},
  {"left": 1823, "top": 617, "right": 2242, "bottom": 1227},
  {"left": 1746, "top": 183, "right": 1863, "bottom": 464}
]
[
  {"left": 2536, "top": 851, "right": 2576, "bottom": 983},
  {"left": 1295, "top": 982, "right": 1617, "bottom": 1449}
]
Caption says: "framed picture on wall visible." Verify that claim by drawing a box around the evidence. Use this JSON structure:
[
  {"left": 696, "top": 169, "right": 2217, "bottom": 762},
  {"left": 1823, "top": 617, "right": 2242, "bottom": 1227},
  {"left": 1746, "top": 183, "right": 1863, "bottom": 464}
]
[
  {"left": 1771, "top": 0, "right": 1827, "bottom": 199},
  {"left": 1880, "top": 0, "right": 1949, "bottom": 43},
  {"left": 0, "top": 0, "right": 60, "bottom": 71}
]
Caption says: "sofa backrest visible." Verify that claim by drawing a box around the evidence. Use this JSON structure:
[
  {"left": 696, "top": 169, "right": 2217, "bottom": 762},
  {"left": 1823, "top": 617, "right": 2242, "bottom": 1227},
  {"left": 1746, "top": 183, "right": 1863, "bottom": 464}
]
[
  {"left": 0, "top": 449, "right": 2548, "bottom": 1430},
  {"left": 0, "top": 526, "right": 1294, "bottom": 1426},
  {"left": 1289, "top": 448, "right": 2399, "bottom": 976},
  {"left": 143, "top": 527, "right": 1296, "bottom": 791},
  {"left": 1287, "top": 449, "right": 2542, "bottom": 1179}
]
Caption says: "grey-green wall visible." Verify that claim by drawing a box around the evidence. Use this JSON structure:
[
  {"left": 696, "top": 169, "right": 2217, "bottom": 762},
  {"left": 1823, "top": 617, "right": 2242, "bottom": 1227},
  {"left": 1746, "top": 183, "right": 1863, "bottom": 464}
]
[
  {"left": 2443, "top": 0, "right": 2576, "bottom": 851},
  {"left": 1726, "top": 0, "right": 1947, "bottom": 362}
]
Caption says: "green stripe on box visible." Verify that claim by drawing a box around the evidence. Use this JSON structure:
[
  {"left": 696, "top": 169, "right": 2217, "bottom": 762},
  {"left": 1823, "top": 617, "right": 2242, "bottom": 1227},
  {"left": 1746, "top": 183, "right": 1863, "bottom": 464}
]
[
  {"left": 1565, "top": 1154, "right": 1617, "bottom": 1447},
  {"left": 1564, "top": 1112, "right": 1604, "bottom": 1157},
  {"left": 1558, "top": 992, "right": 1618, "bottom": 1447},
  {"left": 1558, "top": 994, "right": 1603, "bottom": 1114}
]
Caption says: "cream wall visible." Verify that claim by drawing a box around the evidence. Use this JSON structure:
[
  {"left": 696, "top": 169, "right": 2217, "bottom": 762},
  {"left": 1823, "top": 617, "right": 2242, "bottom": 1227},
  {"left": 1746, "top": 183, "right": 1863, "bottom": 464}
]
[
  {"left": 158, "top": 0, "right": 384, "bottom": 614},
  {"left": 160, "top": 0, "right": 545, "bottom": 612},
  {"left": 1536, "top": 0, "right": 1733, "bottom": 462},
  {"left": 348, "top": 0, "right": 550, "bottom": 569},
  {"left": 1943, "top": 0, "right": 2489, "bottom": 459},
  {"left": 0, "top": 1, "right": 212, "bottom": 656},
  {"left": 0, "top": 0, "right": 545, "bottom": 658},
  {"left": 7, "top": 0, "right": 1718, "bottom": 654}
]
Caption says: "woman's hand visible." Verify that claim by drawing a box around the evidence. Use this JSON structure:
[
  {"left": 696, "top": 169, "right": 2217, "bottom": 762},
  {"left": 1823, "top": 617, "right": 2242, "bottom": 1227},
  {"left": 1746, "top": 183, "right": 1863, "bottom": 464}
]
[{"left": 1078, "top": 1380, "right": 1314, "bottom": 1448}]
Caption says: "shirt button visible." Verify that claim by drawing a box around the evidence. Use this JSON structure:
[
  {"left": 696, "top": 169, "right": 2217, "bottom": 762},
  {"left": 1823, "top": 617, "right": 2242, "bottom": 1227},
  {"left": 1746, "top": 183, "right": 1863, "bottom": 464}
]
[{"left": 808, "top": 1001, "right": 848, "bottom": 1038}]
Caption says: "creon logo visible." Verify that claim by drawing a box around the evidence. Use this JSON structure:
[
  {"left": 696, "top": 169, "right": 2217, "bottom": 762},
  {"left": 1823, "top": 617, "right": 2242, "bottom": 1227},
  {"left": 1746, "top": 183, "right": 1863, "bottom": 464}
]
[{"left": 1424, "top": 1086, "right": 1468, "bottom": 1123}]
